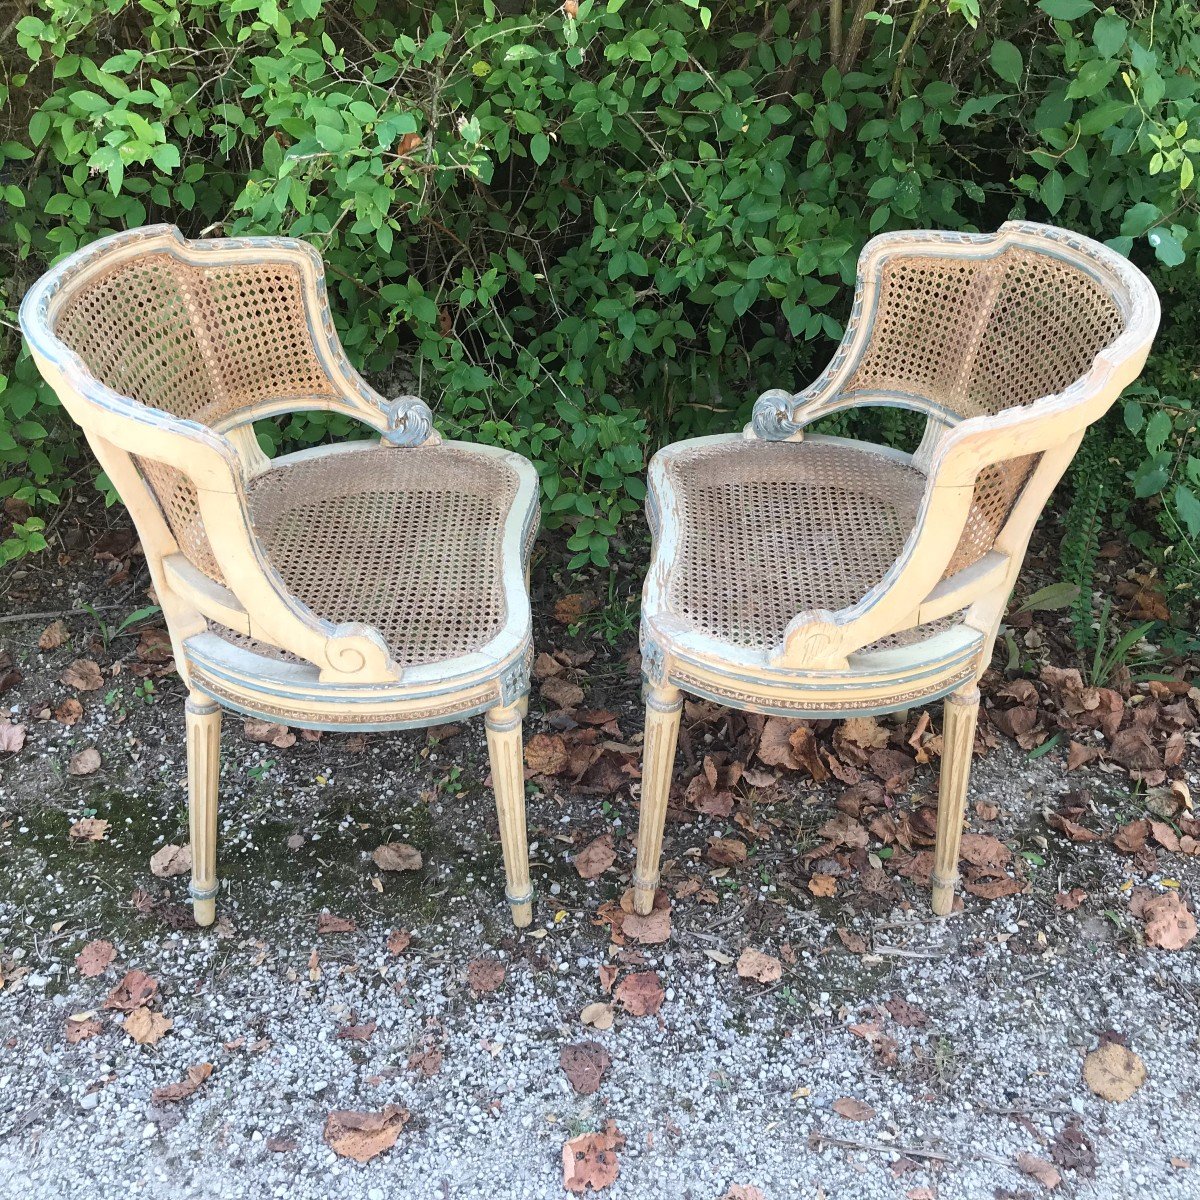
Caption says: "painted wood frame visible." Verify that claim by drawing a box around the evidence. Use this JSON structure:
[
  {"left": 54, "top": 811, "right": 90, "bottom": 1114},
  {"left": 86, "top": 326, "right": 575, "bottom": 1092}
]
[
  {"left": 634, "top": 221, "right": 1160, "bottom": 917},
  {"left": 20, "top": 225, "right": 540, "bottom": 929}
]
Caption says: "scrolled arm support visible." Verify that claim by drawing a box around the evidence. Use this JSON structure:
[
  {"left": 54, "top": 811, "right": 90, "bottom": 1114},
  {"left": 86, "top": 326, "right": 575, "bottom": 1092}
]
[{"left": 379, "top": 394, "right": 438, "bottom": 447}]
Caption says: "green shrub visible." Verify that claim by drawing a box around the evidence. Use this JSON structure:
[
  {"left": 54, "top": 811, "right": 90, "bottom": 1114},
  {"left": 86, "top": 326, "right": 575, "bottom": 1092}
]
[{"left": 1, "top": 0, "right": 1197, "bottom": 579}]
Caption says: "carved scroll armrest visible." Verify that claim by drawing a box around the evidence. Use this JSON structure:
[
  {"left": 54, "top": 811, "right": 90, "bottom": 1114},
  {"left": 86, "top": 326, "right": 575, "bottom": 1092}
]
[
  {"left": 372, "top": 394, "right": 439, "bottom": 447},
  {"left": 751, "top": 383, "right": 860, "bottom": 441}
]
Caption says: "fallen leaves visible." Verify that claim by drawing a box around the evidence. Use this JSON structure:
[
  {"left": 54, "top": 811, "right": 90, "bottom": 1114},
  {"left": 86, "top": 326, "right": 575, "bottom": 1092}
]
[
  {"left": 574, "top": 834, "right": 616, "bottom": 881},
  {"left": 38, "top": 620, "right": 69, "bottom": 650},
  {"left": 385, "top": 928, "right": 412, "bottom": 955},
  {"left": 372, "top": 842, "right": 422, "bottom": 872},
  {"left": 149, "top": 843, "right": 191, "bottom": 878},
  {"left": 152, "top": 1062, "right": 212, "bottom": 1104},
  {"left": 65, "top": 1013, "right": 103, "bottom": 1044},
  {"left": 562, "top": 1121, "right": 624, "bottom": 1194},
  {"left": 323, "top": 1105, "right": 410, "bottom": 1163},
  {"left": 104, "top": 969, "right": 158, "bottom": 1012},
  {"left": 580, "top": 1002, "right": 615, "bottom": 1031},
  {"left": 0, "top": 721, "right": 26, "bottom": 753},
  {"left": 1130, "top": 888, "right": 1197, "bottom": 951},
  {"left": 736, "top": 948, "right": 782, "bottom": 984},
  {"left": 55, "top": 697, "right": 83, "bottom": 725},
  {"left": 75, "top": 939, "right": 116, "bottom": 978},
  {"left": 124, "top": 1006, "right": 172, "bottom": 1046},
  {"left": 316, "top": 913, "right": 357, "bottom": 935},
  {"left": 67, "top": 746, "right": 102, "bottom": 775},
  {"left": 1017, "top": 1152, "right": 1062, "bottom": 1191},
  {"left": 337, "top": 1017, "right": 377, "bottom": 1042},
  {"left": 243, "top": 718, "right": 296, "bottom": 748},
  {"left": 69, "top": 816, "right": 109, "bottom": 842},
  {"left": 560, "top": 1041, "right": 611, "bottom": 1096},
  {"left": 832, "top": 1096, "right": 876, "bottom": 1121},
  {"left": 613, "top": 971, "right": 664, "bottom": 1017},
  {"left": 61, "top": 658, "right": 103, "bottom": 691},
  {"left": 706, "top": 837, "right": 747, "bottom": 866},
  {"left": 1083, "top": 1041, "right": 1147, "bottom": 1102},
  {"left": 467, "top": 956, "right": 505, "bottom": 994}
]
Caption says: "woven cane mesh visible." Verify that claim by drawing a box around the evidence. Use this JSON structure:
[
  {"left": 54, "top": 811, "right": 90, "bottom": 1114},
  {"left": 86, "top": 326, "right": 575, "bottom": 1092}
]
[
  {"left": 945, "top": 453, "right": 1040, "bottom": 576},
  {"left": 247, "top": 446, "right": 518, "bottom": 667},
  {"left": 133, "top": 456, "right": 226, "bottom": 583},
  {"left": 846, "top": 247, "right": 1126, "bottom": 419},
  {"left": 664, "top": 440, "right": 950, "bottom": 651}
]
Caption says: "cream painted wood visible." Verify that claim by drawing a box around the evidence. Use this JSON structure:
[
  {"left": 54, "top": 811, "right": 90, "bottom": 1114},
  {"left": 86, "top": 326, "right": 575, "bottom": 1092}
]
[
  {"left": 638, "top": 222, "right": 1160, "bottom": 916},
  {"left": 632, "top": 684, "right": 683, "bottom": 915},
  {"left": 931, "top": 683, "right": 979, "bottom": 915},
  {"left": 485, "top": 704, "right": 533, "bottom": 928},
  {"left": 186, "top": 693, "right": 222, "bottom": 925},
  {"left": 20, "top": 225, "right": 539, "bottom": 929}
]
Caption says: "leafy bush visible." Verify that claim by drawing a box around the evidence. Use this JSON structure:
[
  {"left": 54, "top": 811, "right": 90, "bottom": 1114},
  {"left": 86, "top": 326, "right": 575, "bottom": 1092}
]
[{"left": 1, "top": 0, "right": 1197, "bottom": 581}]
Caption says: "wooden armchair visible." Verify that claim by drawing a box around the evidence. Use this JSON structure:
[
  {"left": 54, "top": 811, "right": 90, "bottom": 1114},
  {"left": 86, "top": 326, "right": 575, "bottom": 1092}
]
[
  {"left": 634, "top": 222, "right": 1159, "bottom": 916},
  {"left": 20, "top": 226, "right": 540, "bottom": 928}
]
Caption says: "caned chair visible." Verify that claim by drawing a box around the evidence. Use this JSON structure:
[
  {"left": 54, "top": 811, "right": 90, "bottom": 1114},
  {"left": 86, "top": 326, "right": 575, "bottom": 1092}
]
[
  {"left": 20, "top": 226, "right": 540, "bottom": 928},
  {"left": 634, "top": 222, "right": 1159, "bottom": 916}
]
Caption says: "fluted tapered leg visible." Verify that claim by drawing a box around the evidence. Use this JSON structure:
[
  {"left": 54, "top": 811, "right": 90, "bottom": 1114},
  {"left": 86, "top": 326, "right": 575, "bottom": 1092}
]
[
  {"left": 633, "top": 684, "right": 683, "bottom": 916},
  {"left": 486, "top": 702, "right": 532, "bottom": 928},
  {"left": 186, "top": 693, "right": 222, "bottom": 927},
  {"left": 932, "top": 683, "right": 980, "bottom": 916}
]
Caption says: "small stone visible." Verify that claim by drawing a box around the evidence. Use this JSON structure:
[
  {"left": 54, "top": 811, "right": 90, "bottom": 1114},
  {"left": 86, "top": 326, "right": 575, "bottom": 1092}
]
[{"left": 80, "top": 1092, "right": 99, "bottom": 1111}]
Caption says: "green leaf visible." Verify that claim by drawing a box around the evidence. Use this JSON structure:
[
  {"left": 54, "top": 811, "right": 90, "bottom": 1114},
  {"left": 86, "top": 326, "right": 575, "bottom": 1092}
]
[
  {"left": 1038, "top": 0, "right": 1093, "bottom": 18},
  {"left": 1041, "top": 170, "right": 1065, "bottom": 215},
  {"left": 990, "top": 40, "right": 1023, "bottom": 85},
  {"left": 1174, "top": 485, "right": 1200, "bottom": 537},
  {"left": 1092, "top": 14, "right": 1128, "bottom": 58},
  {"left": 530, "top": 132, "right": 550, "bottom": 165},
  {"left": 1147, "top": 227, "right": 1184, "bottom": 267}
]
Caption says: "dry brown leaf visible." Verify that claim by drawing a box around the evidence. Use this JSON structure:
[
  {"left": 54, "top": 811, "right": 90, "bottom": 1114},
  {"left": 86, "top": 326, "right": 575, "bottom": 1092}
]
[
  {"left": 621, "top": 904, "right": 671, "bottom": 945},
  {"left": 323, "top": 1105, "right": 410, "bottom": 1163},
  {"left": 560, "top": 1041, "right": 611, "bottom": 1096},
  {"left": 808, "top": 874, "right": 838, "bottom": 898},
  {"left": 885, "top": 995, "right": 929, "bottom": 1028},
  {"left": 266, "top": 1135, "right": 297, "bottom": 1153},
  {"left": 840, "top": 716, "right": 891, "bottom": 751},
  {"left": 1017, "top": 1154, "right": 1061, "bottom": 1191},
  {"left": 372, "top": 842, "right": 422, "bottom": 872},
  {"left": 408, "top": 1047, "right": 443, "bottom": 1077},
  {"left": 124, "top": 1006, "right": 172, "bottom": 1046},
  {"left": 1140, "top": 891, "right": 1197, "bottom": 951},
  {"left": 541, "top": 675, "right": 585, "bottom": 710},
  {"left": 316, "top": 913, "right": 357, "bottom": 935},
  {"left": 337, "top": 1019, "right": 377, "bottom": 1042},
  {"left": 736, "top": 948, "right": 782, "bottom": 984},
  {"left": 385, "top": 928, "right": 411, "bottom": 955},
  {"left": 1083, "top": 1042, "right": 1147, "bottom": 1102},
  {"left": 554, "top": 593, "right": 593, "bottom": 625},
  {"left": 757, "top": 717, "right": 802, "bottom": 769},
  {"left": 706, "top": 837, "right": 747, "bottom": 866},
  {"left": 467, "top": 956, "right": 505, "bottom": 994},
  {"left": 149, "top": 843, "right": 191, "bottom": 878},
  {"left": 574, "top": 834, "right": 616, "bottom": 881},
  {"left": 67, "top": 747, "right": 102, "bottom": 776},
  {"left": 243, "top": 718, "right": 296, "bottom": 748},
  {"left": 525, "top": 731, "right": 570, "bottom": 775},
  {"left": 54, "top": 697, "right": 83, "bottom": 726},
  {"left": 614, "top": 971, "right": 664, "bottom": 1017},
  {"left": 75, "top": 939, "right": 116, "bottom": 978},
  {"left": 832, "top": 1096, "right": 876, "bottom": 1121},
  {"left": 61, "top": 658, "right": 103, "bottom": 691},
  {"left": 38, "top": 620, "right": 69, "bottom": 650},
  {"left": 562, "top": 1120, "right": 624, "bottom": 1194},
  {"left": 0, "top": 722, "right": 26, "bottom": 754},
  {"left": 65, "top": 1014, "right": 103, "bottom": 1044},
  {"left": 1113, "top": 818, "right": 1151, "bottom": 854},
  {"left": 580, "top": 1002, "right": 614, "bottom": 1030},
  {"left": 836, "top": 927, "right": 869, "bottom": 954},
  {"left": 104, "top": 969, "right": 158, "bottom": 1012},
  {"left": 69, "top": 816, "right": 109, "bottom": 842},
  {"left": 152, "top": 1062, "right": 213, "bottom": 1103}
]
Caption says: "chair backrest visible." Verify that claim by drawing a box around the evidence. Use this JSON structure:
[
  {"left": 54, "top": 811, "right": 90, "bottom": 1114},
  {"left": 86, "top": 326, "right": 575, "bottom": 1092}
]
[{"left": 20, "top": 225, "right": 399, "bottom": 684}]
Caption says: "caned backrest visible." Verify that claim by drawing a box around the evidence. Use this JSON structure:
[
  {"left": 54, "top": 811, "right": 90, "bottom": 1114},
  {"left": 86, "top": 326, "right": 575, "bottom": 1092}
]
[
  {"left": 19, "top": 226, "right": 401, "bottom": 684},
  {"left": 755, "top": 223, "right": 1159, "bottom": 584}
]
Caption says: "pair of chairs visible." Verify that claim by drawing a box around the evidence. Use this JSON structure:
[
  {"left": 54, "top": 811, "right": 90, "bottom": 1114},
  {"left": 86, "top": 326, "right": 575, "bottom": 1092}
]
[{"left": 20, "top": 222, "right": 1158, "bottom": 929}]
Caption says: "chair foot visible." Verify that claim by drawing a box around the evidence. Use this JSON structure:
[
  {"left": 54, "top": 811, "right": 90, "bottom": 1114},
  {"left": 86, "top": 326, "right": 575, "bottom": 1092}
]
[
  {"left": 186, "top": 693, "right": 222, "bottom": 930},
  {"left": 633, "top": 684, "right": 683, "bottom": 917},
  {"left": 486, "top": 702, "right": 533, "bottom": 928},
  {"left": 931, "top": 683, "right": 979, "bottom": 917}
]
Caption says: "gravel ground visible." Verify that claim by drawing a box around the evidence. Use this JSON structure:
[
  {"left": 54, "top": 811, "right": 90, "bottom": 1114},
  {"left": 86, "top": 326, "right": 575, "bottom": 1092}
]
[{"left": 1, "top": 556, "right": 1199, "bottom": 1199}]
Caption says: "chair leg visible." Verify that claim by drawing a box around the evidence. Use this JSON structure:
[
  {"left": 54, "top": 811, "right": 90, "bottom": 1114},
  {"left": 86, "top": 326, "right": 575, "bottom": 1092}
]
[
  {"left": 633, "top": 684, "right": 683, "bottom": 916},
  {"left": 485, "top": 702, "right": 533, "bottom": 928},
  {"left": 931, "top": 683, "right": 980, "bottom": 916},
  {"left": 186, "top": 693, "right": 222, "bottom": 927}
]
